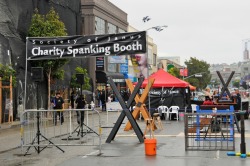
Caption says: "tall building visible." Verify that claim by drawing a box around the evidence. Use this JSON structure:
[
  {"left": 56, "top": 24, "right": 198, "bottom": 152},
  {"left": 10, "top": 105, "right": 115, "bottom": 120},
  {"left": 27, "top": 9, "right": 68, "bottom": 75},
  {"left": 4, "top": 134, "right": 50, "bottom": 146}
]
[
  {"left": 81, "top": 0, "right": 128, "bottom": 91},
  {"left": 243, "top": 41, "right": 249, "bottom": 61}
]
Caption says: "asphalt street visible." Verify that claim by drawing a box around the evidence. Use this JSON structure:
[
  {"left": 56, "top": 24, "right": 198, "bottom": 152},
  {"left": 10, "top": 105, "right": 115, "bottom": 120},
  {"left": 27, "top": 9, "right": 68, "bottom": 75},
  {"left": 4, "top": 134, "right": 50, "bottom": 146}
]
[{"left": 0, "top": 111, "right": 250, "bottom": 166}]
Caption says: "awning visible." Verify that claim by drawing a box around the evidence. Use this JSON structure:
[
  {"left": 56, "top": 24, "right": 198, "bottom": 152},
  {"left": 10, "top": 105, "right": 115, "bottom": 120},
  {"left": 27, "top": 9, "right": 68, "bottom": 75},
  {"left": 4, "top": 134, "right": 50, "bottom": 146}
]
[
  {"left": 96, "top": 71, "right": 125, "bottom": 83},
  {"left": 189, "top": 85, "right": 196, "bottom": 91},
  {"left": 123, "top": 73, "right": 138, "bottom": 82}
]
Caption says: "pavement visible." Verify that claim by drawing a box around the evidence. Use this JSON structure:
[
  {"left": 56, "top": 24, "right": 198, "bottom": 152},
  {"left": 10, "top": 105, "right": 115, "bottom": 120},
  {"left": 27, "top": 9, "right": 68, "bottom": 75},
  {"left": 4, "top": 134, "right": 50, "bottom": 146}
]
[{"left": 0, "top": 110, "right": 250, "bottom": 166}]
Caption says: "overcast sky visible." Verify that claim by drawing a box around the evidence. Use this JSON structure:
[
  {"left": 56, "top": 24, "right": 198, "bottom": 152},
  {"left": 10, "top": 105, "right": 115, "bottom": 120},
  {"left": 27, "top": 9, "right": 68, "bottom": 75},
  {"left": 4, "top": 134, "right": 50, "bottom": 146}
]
[{"left": 109, "top": 0, "right": 250, "bottom": 65}]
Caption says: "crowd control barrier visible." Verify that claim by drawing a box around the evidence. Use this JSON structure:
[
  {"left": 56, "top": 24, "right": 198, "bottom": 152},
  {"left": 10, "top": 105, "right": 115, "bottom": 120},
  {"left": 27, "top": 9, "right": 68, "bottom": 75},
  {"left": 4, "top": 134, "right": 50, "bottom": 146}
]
[
  {"left": 185, "top": 105, "right": 235, "bottom": 151},
  {"left": 20, "top": 108, "right": 102, "bottom": 155}
]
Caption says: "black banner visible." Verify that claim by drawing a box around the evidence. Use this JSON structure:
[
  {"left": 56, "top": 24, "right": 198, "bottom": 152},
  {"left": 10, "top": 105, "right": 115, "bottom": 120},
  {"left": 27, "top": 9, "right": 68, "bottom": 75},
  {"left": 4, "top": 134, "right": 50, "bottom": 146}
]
[
  {"left": 26, "top": 31, "right": 146, "bottom": 60},
  {"left": 140, "top": 88, "right": 190, "bottom": 111}
]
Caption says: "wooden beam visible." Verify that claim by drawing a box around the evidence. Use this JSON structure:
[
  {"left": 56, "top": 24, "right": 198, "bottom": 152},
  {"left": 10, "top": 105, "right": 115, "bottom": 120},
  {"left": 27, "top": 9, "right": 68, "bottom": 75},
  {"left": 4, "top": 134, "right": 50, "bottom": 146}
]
[
  {"left": 0, "top": 76, "right": 13, "bottom": 124},
  {"left": 124, "top": 78, "right": 156, "bottom": 131},
  {"left": 9, "top": 75, "right": 13, "bottom": 123},
  {"left": 105, "top": 77, "right": 145, "bottom": 143}
]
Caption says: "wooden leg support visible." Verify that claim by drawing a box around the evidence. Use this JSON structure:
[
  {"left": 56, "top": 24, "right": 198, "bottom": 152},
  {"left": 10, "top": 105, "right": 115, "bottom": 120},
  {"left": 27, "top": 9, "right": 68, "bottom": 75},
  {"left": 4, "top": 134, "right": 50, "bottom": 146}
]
[
  {"left": 153, "top": 113, "right": 163, "bottom": 130},
  {"left": 144, "top": 119, "right": 155, "bottom": 139}
]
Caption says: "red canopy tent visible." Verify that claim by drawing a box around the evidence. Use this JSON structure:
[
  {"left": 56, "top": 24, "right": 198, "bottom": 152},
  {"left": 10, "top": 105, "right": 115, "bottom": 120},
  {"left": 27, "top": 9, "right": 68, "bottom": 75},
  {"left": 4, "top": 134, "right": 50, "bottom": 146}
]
[
  {"left": 189, "top": 84, "right": 196, "bottom": 91},
  {"left": 132, "top": 69, "right": 192, "bottom": 114},
  {"left": 140, "top": 69, "right": 189, "bottom": 88}
]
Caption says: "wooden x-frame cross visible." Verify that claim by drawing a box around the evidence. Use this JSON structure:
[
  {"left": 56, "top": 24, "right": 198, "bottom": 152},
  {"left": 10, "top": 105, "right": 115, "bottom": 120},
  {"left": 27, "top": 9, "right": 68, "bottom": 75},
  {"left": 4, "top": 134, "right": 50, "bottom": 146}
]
[
  {"left": 124, "top": 78, "right": 156, "bottom": 131},
  {"left": 106, "top": 77, "right": 146, "bottom": 143},
  {"left": 216, "top": 71, "right": 235, "bottom": 100}
]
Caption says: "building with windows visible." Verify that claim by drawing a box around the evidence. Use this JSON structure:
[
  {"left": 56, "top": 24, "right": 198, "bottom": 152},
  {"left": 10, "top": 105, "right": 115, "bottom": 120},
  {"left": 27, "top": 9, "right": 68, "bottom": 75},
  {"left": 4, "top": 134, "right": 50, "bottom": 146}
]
[
  {"left": 81, "top": 0, "right": 128, "bottom": 92},
  {"left": 157, "top": 56, "right": 182, "bottom": 71},
  {"left": 127, "top": 25, "right": 158, "bottom": 80}
]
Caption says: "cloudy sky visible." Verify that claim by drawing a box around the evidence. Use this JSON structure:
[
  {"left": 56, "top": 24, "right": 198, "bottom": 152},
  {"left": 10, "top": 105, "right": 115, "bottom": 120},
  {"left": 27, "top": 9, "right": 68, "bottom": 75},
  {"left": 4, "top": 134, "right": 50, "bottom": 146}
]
[{"left": 109, "top": 0, "right": 250, "bottom": 65}]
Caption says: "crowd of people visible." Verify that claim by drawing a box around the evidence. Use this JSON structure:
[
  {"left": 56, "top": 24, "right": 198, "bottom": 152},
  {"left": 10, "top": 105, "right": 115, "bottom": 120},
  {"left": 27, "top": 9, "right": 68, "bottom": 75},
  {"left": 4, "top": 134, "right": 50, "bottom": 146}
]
[
  {"left": 51, "top": 91, "right": 89, "bottom": 126},
  {"left": 202, "top": 87, "right": 242, "bottom": 111}
]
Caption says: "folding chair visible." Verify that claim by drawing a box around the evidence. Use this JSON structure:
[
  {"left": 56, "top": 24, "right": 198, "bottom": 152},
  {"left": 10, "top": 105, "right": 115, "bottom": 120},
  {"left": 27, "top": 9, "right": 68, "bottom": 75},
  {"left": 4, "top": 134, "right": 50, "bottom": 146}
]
[
  {"left": 157, "top": 106, "right": 169, "bottom": 120},
  {"left": 168, "top": 106, "right": 180, "bottom": 121}
]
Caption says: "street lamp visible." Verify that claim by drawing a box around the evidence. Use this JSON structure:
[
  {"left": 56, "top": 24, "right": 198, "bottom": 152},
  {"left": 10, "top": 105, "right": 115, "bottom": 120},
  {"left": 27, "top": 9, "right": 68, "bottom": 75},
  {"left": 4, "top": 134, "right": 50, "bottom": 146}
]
[
  {"left": 144, "top": 25, "right": 168, "bottom": 117},
  {"left": 183, "top": 72, "right": 206, "bottom": 80},
  {"left": 145, "top": 25, "right": 168, "bottom": 32},
  {"left": 144, "top": 25, "right": 168, "bottom": 78}
]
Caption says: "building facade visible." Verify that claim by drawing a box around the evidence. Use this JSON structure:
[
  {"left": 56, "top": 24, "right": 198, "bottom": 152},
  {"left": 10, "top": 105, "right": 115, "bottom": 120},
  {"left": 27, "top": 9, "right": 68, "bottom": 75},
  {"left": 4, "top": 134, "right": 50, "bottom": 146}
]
[
  {"left": 127, "top": 25, "right": 158, "bottom": 80},
  {"left": 157, "top": 56, "right": 182, "bottom": 71},
  {"left": 81, "top": 0, "right": 128, "bottom": 92}
]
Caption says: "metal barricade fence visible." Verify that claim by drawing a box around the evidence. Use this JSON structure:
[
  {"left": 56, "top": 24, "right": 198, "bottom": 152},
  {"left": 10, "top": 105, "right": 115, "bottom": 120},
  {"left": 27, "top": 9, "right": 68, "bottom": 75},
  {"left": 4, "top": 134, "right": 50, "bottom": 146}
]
[
  {"left": 20, "top": 108, "right": 102, "bottom": 155},
  {"left": 184, "top": 112, "right": 235, "bottom": 151}
]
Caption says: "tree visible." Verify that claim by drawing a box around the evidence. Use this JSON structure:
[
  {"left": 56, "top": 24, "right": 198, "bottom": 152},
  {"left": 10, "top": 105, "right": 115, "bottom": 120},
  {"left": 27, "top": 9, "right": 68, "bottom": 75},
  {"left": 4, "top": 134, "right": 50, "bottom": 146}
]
[
  {"left": 168, "top": 67, "right": 181, "bottom": 78},
  {"left": 232, "top": 80, "right": 240, "bottom": 88},
  {"left": 70, "top": 66, "right": 91, "bottom": 91},
  {"left": 184, "top": 57, "right": 211, "bottom": 90},
  {"left": 28, "top": 8, "right": 69, "bottom": 109},
  {"left": 0, "top": 64, "right": 16, "bottom": 86}
]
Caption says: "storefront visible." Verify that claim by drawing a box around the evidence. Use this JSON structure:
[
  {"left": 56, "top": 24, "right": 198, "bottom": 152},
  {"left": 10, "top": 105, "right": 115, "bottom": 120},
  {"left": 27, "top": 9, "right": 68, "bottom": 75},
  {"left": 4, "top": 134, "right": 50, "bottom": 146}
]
[{"left": 95, "top": 71, "right": 126, "bottom": 93}]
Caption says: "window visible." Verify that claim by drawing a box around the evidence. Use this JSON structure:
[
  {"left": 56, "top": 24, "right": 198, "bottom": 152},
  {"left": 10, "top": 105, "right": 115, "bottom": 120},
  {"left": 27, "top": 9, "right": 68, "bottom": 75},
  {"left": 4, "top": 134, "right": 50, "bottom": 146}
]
[
  {"left": 95, "top": 17, "right": 105, "bottom": 35},
  {"left": 107, "top": 64, "right": 117, "bottom": 72},
  {"left": 108, "top": 23, "right": 117, "bottom": 34},
  {"left": 153, "top": 54, "right": 157, "bottom": 66},
  {"left": 147, "top": 48, "right": 153, "bottom": 64},
  {"left": 118, "top": 28, "right": 126, "bottom": 33}
]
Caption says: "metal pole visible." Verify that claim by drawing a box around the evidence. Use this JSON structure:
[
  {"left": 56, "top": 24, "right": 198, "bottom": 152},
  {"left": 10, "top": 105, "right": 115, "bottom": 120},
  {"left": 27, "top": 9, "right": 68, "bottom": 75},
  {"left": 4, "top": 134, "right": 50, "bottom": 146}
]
[
  {"left": 24, "top": 38, "right": 28, "bottom": 111},
  {"left": 145, "top": 31, "right": 151, "bottom": 117},
  {"left": 240, "top": 112, "right": 246, "bottom": 154},
  {"left": 145, "top": 31, "right": 152, "bottom": 139},
  {"left": 36, "top": 82, "right": 40, "bottom": 153}
]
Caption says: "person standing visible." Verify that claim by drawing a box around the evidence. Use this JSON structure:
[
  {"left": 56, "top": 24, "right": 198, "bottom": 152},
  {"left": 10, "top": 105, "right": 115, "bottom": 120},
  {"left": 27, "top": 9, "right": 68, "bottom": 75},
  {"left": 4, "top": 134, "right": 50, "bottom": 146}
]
[
  {"left": 203, "top": 88, "right": 213, "bottom": 105},
  {"left": 212, "top": 90, "right": 219, "bottom": 103},
  {"left": 96, "top": 89, "right": 101, "bottom": 107},
  {"left": 51, "top": 92, "right": 64, "bottom": 125},
  {"left": 234, "top": 89, "right": 241, "bottom": 110},
  {"left": 75, "top": 95, "right": 86, "bottom": 125},
  {"left": 70, "top": 91, "right": 76, "bottom": 109},
  {"left": 100, "top": 89, "right": 106, "bottom": 111}
]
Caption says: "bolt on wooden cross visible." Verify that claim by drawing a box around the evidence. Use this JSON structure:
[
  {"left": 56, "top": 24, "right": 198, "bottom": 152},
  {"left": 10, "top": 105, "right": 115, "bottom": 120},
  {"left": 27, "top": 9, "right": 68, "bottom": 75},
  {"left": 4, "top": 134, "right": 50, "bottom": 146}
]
[{"left": 124, "top": 78, "right": 156, "bottom": 131}]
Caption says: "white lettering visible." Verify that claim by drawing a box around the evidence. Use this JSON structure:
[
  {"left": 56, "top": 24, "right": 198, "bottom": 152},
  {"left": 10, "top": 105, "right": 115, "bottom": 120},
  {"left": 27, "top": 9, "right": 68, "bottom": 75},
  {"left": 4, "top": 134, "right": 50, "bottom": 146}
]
[
  {"left": 113, "top": 41, "right": 142, "bottom": 53},
  {"left": 31, "top": 47, "right": 64, "bottom": 57}
]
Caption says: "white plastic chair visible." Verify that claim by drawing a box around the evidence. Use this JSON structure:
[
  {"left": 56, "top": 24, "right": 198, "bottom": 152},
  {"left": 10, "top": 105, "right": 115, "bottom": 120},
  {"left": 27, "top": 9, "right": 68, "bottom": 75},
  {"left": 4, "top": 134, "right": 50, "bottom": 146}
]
[
  {"left": 168, "top": 106, "right": 180, "bottom": 121},
  {"left": 132, "top": 106, "right": 142, "bottom": 120},
  {"left": 157, "top": 106, "right": 169, "bottom": 120}
]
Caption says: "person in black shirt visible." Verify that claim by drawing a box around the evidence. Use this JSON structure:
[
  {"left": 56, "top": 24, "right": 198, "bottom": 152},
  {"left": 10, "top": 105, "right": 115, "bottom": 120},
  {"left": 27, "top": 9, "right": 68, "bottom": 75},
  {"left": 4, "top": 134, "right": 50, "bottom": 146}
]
[
  {"left": 70, "top": 91, "right": 76, "bottom": 109},
  {"left": 51, "top": 92, "right": 64, "bottom": 125},
  {"left": 234, "top": 89, "right": 241, "bottom": 110},
  {"left": 75, "top": 95, "right": 86, "bottom": 125},
  {"left": 100, "top": 90, "right": 106, "bottom": 111}
]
